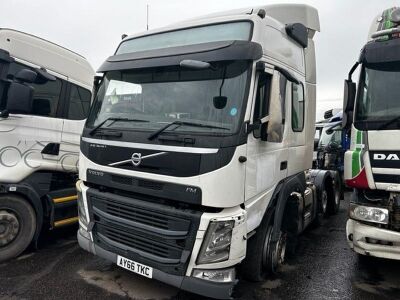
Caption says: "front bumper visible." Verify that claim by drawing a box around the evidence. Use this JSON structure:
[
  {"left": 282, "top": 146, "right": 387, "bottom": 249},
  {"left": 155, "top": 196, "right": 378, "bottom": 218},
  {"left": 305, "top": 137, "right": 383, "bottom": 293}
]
[
  {"left": 346, "top": 219, "right": 400, "bottom": 260},
  {"left": 78, "top": 229, "right": 236, "bottom": 299}
]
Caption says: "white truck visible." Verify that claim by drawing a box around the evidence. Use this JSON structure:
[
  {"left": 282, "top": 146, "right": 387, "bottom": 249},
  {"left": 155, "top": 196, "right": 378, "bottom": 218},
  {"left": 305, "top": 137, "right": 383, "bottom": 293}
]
[
  {"left": 77, "top": 4, "right": 339, "bottom": 298},
  {"left": 344, "top": 7, "right": 400, "bottom": 260},
  {"left": 0, "top": 29, "right": 94, "bottom": 261}
]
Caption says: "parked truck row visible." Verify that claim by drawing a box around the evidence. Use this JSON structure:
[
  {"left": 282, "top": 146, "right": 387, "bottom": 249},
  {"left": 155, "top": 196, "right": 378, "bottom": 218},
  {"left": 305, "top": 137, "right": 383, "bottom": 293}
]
[{"left": 0, "top": 3, "right": 399, "bottom": 300}]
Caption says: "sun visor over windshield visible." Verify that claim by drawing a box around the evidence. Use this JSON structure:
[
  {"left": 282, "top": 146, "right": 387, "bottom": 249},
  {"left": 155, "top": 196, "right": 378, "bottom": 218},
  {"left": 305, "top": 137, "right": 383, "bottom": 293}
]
[
  {"left": 360, "top": 38, "right": 400, "bottom": 66},
  {"left": 98, "top": 40, "right": 262, "bottom": 72}
]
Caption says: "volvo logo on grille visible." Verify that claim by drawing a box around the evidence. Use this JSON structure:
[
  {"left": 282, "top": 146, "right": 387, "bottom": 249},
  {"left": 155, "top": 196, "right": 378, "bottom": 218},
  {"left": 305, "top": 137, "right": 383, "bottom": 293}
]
[
  {"left": 108, "top": 151, "right": 167, "bottom": 167},
  {"left": 131, "top": 153, "right": 142, "bottom": 166}
]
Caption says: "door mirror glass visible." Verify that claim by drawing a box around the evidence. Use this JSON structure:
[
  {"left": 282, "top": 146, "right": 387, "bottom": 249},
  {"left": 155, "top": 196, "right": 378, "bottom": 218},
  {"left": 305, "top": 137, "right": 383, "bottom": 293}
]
[
  {"left": 343, "top": 79, "right": 356, "bottom": 113},
  {"left": 6, "top": 81, "right": 34, "bottom": 114},
  {"left": 14, "top": 69, "right": 37, "bottom": 83},
  {"left": 343, "top": 79, "right": 356, "bottom": 128}
]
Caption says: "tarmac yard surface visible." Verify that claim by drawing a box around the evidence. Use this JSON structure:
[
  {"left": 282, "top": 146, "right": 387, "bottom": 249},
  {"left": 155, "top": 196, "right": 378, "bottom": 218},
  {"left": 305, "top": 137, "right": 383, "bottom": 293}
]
[{"left": 1, "top": 193, "right": 400, "bottom": 300}]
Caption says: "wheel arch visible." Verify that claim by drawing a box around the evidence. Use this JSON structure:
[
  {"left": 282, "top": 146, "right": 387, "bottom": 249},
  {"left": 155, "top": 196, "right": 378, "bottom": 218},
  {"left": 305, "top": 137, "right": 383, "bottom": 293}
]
[{"left": 263, "top": 172, "right": 307, "bottom": 243}]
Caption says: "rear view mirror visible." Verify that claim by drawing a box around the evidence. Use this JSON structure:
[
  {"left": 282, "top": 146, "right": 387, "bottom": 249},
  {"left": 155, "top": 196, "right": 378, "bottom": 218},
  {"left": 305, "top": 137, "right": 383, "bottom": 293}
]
[
  {"left": 213, "top": 96, "right": 227, "bottom": 109},
  {"left": 15, "top": 69, "right": 37, "bottom": 83},
  {"left": 5, "top": 68, "right": 36, "bottom": 115},
  {"left": 342, "top": 79, "right": 356, "bottom": 128},
  {"left": 6, "top": 80, "right": 34, "bottom": 114},
  {"left": 314, "top": 138, "right": 319, "bottom": 150}
]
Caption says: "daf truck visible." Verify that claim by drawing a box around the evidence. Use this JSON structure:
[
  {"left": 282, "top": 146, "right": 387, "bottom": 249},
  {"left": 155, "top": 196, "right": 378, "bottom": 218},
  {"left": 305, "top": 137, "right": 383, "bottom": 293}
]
[
  {"left": 0, "top": 29, "right": 94, "bottom": 261},
  {"left": 344, "top": 7, "right": 400, "bottom": 260},
  {"left": 77, "top": 5, "right": 339, "bottom": 298}
]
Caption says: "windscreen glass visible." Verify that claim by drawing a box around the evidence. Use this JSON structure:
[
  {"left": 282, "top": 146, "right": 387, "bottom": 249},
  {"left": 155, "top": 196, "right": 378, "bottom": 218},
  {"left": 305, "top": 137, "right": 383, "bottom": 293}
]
[
  {"left": 87, "top": 61, "right": 251, "bottom": 135},
  {"left": 117, "top": 22, "right": 252, "bottom": 55},
  {"left": 355, "top": 63, "right": 400, "bottom": 128},
  {"left": 318, "top": 127, "right": 342, "bottom": 148}
]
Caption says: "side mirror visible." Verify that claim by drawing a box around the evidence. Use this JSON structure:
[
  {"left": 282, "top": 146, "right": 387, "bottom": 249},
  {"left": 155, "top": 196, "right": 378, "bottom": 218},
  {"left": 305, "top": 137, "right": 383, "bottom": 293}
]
[
  {"left": 342, "top": 79, "right": 356, "bottom": 128},
  {"left": 6, "top": 81, "right": 34, "bottom": 115},
  {"left": 253, "top": 116, "right": 269, "bottom": 141},
  {"left": 14, "top": 69, "right": 37, "bottom": 83},
  {"left": 314, "top": 138, "right": 319, "bottom": 151}
]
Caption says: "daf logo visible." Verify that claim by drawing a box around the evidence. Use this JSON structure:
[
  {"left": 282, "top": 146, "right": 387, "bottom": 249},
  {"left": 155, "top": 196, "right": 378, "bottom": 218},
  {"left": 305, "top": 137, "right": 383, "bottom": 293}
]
[
  {"left": 131, "top": 153, "right": 142, "bottom": 166},
  {"left": 374, "top": 153, "right": 400, "bottom": 161}
]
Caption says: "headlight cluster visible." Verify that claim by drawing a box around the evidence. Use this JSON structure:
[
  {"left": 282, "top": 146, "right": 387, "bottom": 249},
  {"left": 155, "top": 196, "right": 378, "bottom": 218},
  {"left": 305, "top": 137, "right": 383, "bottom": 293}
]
[
  {"left": 76, "top": 180, "right": 88, "bottom": 226},
  {"left": 197, "top": 220, "right": 234, "bottom": 264},
  {"left": 349, "top": 203, "right": 389, "bottom": 224}
]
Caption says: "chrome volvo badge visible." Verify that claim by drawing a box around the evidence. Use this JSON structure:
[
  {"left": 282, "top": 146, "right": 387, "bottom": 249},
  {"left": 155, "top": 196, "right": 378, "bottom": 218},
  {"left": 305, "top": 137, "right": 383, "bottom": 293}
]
[
  {"left": 108, "top": 151, "right": 167, "bottom": 167},
  {"left": 131, "top": 153, "right": 142, "bottom": 166}
]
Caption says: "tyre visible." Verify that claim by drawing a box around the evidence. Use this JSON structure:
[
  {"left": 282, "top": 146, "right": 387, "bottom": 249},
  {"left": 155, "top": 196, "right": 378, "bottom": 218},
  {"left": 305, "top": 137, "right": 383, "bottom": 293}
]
[
  {"left": 313, "top": 188, "right": 328, "bottom": 227},
  {"left": 0, "top": 195, "right": 36, "bottom": 262},
  {"left": 327, "top": 174, "right": 341, "bottom": 215},
  {"left": 240, "top": 211, "right": 287, "bottom": 281}
]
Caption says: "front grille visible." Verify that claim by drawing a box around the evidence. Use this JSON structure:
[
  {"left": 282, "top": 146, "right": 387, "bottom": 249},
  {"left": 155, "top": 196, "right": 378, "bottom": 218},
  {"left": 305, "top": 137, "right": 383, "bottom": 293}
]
[{"left": 87, "top": 188, "right": 201, "bottom": 276}]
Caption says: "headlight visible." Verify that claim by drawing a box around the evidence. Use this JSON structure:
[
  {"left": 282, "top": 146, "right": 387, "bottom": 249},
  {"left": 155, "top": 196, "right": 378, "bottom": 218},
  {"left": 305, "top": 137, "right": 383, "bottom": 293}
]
[
  {"left": 349, "top": 203, "right": 389, "bottom": 224},
  {"left": 197, "top": 220, "right": 234, "bottom": 264},
  {"left": 76, "top": 180, "right": 87, "bottom": 226}
]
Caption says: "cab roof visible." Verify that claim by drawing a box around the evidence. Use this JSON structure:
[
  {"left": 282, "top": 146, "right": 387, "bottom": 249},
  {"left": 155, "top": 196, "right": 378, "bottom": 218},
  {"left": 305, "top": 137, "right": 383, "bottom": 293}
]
[{"left": 0, "top": 28, "right": 94, "bottom": 88}]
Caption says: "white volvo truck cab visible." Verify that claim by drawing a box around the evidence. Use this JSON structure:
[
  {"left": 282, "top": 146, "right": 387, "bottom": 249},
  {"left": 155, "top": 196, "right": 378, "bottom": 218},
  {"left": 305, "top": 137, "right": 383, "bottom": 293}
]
[
  {"left": 0, "top": 29, "right": 94, "bottom": 262},
  {"left": 344, "top": 7, "right": 400, "bottom": 260},
  {"left": 77, "top": 5, "right": 338, "bottom": 298}
]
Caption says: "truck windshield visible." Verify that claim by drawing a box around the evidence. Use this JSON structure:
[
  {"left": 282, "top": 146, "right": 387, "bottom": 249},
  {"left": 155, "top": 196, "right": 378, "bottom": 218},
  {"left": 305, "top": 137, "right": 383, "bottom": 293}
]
[
  {"left": 86, "top": 61, "right": 250, "bottom": 135},
  {"left": 318, "top": 127, "right": 342, "bottom": 148},
  {"left": 355, "top": 63, "right": 400, "bottom": 130}
]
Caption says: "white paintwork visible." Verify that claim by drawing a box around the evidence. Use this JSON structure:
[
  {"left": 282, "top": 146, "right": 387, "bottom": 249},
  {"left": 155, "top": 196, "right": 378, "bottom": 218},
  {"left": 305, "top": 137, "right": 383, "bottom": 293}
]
[
  {"left": 79, "top": 4, "right": 320, "bottom": 277},
  {"left": 368, "top": 130, "right": 400, "bottom": 150},
  {"left": 347, "top": 219, "right": 400, "bottom": 260},
  {"left": 0, "top": 29, "right": 94, "bottom": 89},
  {"left": 0, "top": 29, "right": 94, "bottom": 183}
]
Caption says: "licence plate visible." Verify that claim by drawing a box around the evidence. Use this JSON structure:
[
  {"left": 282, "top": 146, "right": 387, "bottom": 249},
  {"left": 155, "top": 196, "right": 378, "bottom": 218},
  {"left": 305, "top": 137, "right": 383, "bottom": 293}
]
[{"left": 117, "top": 255, "right": 153, "bottom": 278}]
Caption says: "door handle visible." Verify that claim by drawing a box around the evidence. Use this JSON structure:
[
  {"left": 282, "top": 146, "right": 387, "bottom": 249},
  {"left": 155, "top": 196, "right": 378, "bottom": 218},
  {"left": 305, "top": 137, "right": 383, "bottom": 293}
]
[
  {"left": 41, "top": 143, "right": 60, "bottom": 155},
  {"left": 280, "top": 161, "right": 288, "bottom": 170}
]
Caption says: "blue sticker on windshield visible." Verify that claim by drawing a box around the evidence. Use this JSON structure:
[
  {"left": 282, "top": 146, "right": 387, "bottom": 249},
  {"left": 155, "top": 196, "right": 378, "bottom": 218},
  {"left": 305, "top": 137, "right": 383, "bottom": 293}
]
[{"left": 230, "top": 108, "right": 238, "bottom": 116}]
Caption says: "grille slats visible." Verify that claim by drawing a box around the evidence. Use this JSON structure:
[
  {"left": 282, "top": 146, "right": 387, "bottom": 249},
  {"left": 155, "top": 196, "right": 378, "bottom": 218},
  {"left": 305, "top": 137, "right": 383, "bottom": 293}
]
[{"left": 88, "top": 190, "right": 200, "bottom": 275}]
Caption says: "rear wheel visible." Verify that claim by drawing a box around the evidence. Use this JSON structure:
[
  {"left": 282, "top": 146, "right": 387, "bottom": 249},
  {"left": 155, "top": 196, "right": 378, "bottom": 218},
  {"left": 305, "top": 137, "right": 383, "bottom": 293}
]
[
  {"left": 0, "top": 195, "right": 36, "bottom": 262},
  {"left": 313, "top": 188, "right": 328, "bottom": 227},
  {"left": 327, "top": 174, "right": 341, "bottom": 215}
]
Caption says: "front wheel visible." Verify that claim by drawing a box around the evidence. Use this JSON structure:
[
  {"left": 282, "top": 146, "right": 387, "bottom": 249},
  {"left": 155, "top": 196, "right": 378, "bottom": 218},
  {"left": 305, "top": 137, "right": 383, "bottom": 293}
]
[
  {"left": 240, "top": 214, "right": 287, "bottom": 281},
  {"left": 0, "top": 195, "right": 36, "bottom": 262}
]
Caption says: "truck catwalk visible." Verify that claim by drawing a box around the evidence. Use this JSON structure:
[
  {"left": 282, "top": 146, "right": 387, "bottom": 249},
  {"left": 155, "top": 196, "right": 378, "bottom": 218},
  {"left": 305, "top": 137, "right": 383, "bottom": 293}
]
[{"left": 1, "top": 193, "right": 399, "bottom": 300}]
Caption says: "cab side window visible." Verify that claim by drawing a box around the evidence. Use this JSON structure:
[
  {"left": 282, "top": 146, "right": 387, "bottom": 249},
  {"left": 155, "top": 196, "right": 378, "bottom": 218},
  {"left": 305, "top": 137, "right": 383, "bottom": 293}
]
[
  {"left": 253, "top": 72, "right": 271, "bottom": 121},
  {"left": 67, "top": 84, "right": 91, "bottom": 120},
  {"left": 292, "top": 83, "right": 305, "bottom": 132},
  {"left": 253, "top": 72, "right": 272, "bottom": 138},
  {"left": 8, "top": 62, "right": 63, "bottom": 117}
]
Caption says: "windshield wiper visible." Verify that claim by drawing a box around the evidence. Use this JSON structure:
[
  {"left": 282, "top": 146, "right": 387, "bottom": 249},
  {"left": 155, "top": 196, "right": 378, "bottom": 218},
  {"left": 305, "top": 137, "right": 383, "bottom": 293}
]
[
  {"left": 89, "top": 117, "right": 149, "bottom": 135},
  {"left": 377, "top": 116, "right": 400, "bottom": 130},
  {"left": 148, "top": 120, "right": 229, "bottom": 140}
]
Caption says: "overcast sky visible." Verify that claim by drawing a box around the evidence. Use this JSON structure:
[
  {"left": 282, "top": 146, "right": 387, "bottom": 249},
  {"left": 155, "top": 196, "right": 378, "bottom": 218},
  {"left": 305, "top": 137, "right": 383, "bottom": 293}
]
[{"left": 0, "top": 0, "right": 398, "bottom": 119}]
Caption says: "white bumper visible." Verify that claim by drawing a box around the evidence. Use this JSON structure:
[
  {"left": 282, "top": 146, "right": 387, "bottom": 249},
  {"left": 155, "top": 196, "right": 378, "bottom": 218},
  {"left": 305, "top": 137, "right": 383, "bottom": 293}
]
[{"left": 346, "top": 219, "right": 400, "bottom": 260}]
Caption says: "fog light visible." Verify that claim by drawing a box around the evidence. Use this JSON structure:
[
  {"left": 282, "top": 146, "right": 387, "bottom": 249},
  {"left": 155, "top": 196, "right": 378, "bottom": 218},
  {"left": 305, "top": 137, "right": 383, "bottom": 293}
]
[
  {"left": 349, "top": 203, "right": 389, "bottom": 224},
  {"left": 192, "top": 268, "right": 236, "bottom": 283}
]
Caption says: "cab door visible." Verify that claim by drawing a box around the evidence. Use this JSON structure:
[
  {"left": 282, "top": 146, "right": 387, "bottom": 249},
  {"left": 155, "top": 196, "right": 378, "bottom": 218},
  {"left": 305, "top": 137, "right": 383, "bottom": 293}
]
[
  {"left": 244, "top": 67, "right": 289, "bottom": 232},
  {"left": 0, "top": 60, "right": 66, "bottom": 182},
  {"left": 59, "top": 81, "right": 92, "bottom": 172}
]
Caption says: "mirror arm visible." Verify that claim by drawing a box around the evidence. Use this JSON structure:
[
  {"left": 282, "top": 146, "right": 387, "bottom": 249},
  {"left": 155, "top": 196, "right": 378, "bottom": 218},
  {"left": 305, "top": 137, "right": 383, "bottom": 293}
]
[{"left": 348, "top": 62, "right": 359, "bottom": 81}]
